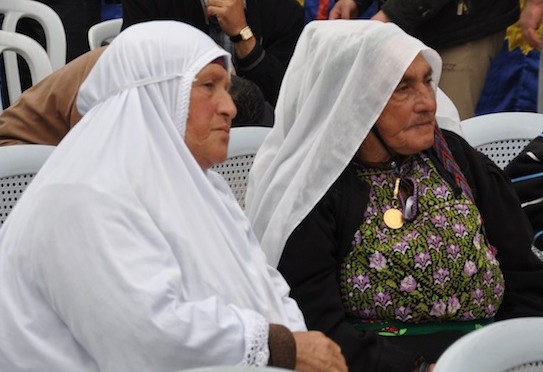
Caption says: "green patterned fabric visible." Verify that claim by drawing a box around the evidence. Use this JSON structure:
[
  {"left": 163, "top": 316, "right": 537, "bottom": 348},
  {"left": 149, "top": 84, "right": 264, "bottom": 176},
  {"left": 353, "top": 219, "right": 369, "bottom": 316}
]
[
  {"left": 352, "top": 318, "right": 492, "bottom": 336},
  {"left": 340, "top": 154, "right": 505, "bottom": 326}
]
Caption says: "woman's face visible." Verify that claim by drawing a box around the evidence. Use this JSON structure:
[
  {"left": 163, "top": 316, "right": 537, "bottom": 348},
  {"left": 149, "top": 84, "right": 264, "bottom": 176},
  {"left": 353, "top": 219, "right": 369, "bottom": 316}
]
[
  {"left": 374, "top": 54, "right": 437, "bottom": 156},
  {"left": 185, "top": 63, "right": 237, "bottom": 169}
]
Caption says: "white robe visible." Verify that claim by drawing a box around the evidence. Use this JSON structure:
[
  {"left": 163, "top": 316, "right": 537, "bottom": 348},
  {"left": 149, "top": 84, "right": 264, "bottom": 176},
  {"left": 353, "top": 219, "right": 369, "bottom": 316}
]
[{"left": 0, "top": 21, "right": 305, "bottom": 372}]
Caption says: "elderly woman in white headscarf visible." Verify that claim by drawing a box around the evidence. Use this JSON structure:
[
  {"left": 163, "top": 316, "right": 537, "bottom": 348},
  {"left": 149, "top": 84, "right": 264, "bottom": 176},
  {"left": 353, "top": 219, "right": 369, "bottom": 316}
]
[
  {"left": 245, "top": 20, "right": 543, "bottom": 372},
  {"left": 0, "top": 21, "right": 347, "bottom": 372}
]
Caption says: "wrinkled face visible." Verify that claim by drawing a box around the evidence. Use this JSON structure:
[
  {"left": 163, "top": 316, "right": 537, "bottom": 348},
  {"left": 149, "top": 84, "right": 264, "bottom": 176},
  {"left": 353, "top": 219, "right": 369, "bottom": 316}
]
[
  {"left": 185, "top": 63, "right": 237, "bottom": 170},
  {"left": 375, "top": 54, "right": 437, "bottom": 156}
]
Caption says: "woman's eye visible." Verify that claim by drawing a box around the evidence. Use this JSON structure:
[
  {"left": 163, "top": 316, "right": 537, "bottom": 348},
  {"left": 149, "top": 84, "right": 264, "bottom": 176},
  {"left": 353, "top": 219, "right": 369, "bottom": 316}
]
[
  {"left": 202, "top": 82, "right": 215, "bottom": 89},
  {"left": 395, "top": 84, "right": 409, "bottom": 93}
]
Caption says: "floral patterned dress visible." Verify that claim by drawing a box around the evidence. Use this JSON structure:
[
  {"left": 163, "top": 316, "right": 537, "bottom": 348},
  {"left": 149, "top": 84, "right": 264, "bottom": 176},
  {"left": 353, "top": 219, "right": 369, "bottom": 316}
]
[{"left": 340, "top": 153, "right": 505, "bottom": 331}]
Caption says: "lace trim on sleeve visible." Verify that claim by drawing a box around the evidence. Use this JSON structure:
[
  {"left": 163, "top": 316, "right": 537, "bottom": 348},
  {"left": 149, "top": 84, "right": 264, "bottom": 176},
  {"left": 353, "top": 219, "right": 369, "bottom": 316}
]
[{"left": 239, "top": 311, "right": 269, "bottom": 366}]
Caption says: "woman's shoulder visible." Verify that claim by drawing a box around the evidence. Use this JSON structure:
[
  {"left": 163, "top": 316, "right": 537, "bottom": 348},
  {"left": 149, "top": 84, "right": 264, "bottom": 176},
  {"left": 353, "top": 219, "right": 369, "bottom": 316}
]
[
  {"left": 441, "top": 128, "right": 472, "bottom": 149},
  {"left": 440, "top": 128, "right": 484, "bottom": 167}
]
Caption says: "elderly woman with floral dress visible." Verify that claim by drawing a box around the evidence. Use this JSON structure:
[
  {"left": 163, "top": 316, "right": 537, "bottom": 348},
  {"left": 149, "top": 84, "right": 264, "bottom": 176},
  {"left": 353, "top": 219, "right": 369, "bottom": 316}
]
[{"left": 245, "top": 20, "right": 543, "bottom": 372}]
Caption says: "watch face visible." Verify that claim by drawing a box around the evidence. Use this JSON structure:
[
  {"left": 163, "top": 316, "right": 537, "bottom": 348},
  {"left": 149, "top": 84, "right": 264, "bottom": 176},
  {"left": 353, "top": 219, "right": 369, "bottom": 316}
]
[
  {"left": 240, "top": 27, "right": 253, "bottom": 40},
  {"left": 230, "top": 26, "right": 253, "bottom": 43}
]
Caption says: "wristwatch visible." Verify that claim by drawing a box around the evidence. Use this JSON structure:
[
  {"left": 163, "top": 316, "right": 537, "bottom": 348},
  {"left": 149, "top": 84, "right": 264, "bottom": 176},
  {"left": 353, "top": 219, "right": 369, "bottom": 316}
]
[{"left": 229, "top": 26, "right": 254, "bottom": 43}]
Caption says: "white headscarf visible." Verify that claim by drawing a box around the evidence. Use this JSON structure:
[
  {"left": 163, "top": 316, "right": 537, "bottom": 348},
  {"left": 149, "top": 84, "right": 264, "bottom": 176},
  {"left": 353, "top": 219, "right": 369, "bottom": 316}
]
[
  {"left": 245, "top": 20, "right": 449, "bottom": 267},
  {"left": 0, "top": 21, "right": 304, "bottom": 371}
]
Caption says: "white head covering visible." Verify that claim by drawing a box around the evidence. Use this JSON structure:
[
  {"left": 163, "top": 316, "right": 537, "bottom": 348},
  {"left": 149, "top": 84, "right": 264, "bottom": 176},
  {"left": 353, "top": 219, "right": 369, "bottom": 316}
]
[
  {"left": 0, "top": 21, "right": 304, "bottom": 371},
  {"left": 245, "top": 20, "right": 450, "bottom": 267},
  {"left": 436, "top": 89, "right": 463, "bottom": 135}
]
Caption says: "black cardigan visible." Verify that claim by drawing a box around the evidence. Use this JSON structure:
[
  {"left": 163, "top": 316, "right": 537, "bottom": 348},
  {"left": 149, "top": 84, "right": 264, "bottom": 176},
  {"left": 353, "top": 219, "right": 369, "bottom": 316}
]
[
  {"left": 279, "top": 130, "right": 543, "bottom": 371},
  {"left": 120, "top": 0, "right": 304, "bottom": 106}
]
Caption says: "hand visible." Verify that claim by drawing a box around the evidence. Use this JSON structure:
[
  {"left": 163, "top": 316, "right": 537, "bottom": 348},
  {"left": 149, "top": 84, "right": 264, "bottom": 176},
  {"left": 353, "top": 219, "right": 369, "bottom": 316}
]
[
  {"left": 292, "top": 331, "right": 347, "bottom": 372},
  {"left": 329, "top": 0, "right": 359, "bottom": 19},
  {"left": 370, "top": 10, "right": 392, "bottom": 23},
  {"left": 207, "top": 0, "right": 247, "bottom": 37},
  {"left": 519, "top": 0, "right": 543, "bottom": 49}
]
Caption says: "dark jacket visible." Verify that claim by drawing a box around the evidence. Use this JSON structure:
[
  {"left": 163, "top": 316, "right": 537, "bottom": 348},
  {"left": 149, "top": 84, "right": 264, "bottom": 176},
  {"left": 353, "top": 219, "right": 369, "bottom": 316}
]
[
  {"left": 121, "top": 0, "right": 304, "bottom": 105},
  {"left": 279, "top": 130, "right": 543, "bottom": 371},
  {"left": 355, "top": 0, "right": 519, "bottom": 50},
  {"left": 505, "top": 135, "right": 543, "bottom": 250}
]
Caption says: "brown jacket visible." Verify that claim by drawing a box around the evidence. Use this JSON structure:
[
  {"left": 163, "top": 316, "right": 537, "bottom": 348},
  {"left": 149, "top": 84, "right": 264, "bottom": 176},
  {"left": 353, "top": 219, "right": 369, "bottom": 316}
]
[{"left": 0, "top": 47, "right": 106, "bottom": 146}]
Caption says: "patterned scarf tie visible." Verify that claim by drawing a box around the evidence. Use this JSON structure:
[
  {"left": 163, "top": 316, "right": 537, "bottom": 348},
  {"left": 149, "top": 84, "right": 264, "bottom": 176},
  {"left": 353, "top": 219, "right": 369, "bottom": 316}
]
[{"left": 432, "top": 127, "right": 475, "bottom": 203}]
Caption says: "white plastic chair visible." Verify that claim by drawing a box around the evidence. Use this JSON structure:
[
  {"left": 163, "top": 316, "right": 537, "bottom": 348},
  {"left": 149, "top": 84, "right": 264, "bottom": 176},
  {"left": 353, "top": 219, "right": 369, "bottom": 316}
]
[
  {"left": 0, "top": 0, "right": 65, "bottom": 106},
  {"left": 0, "top": 0, "right": 66, "bottom": 70},
  {"left": 460, "top": 112, "right": 543, "bottom": 169},
  {"left": 434, "top": 317, "right": 543, "bottom": 372},
  {"left": 0, "top": 30, "right": 52, "bottom": 105},
  {"left": 211, "top": 126, "right": 271, "bottom": 209},
  {"left": 88, "top": 18, "right": 122, "bottom": 50},
  {"left": 0, "top": 144, "right": 55, "bottom": 225}
]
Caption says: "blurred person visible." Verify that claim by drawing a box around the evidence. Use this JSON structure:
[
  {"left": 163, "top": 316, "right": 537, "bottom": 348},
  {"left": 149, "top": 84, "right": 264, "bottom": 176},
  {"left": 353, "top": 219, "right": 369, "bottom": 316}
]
[
  {"left": 230, "top": 75, "right": 274, "bottom": 127},
  {"left": 121, "top": 0, "right": 304, "bottom": 106},
  {"left": 0, "top": 21, "right": 347, "bottom": 372},
  {"left": 329, "top": 0, "right": 519, "bottom": 120}
]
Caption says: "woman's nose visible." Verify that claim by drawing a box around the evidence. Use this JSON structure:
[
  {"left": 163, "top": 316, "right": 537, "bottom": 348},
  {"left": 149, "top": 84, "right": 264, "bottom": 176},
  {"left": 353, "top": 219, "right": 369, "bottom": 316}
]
[
  {"left": 221, "top": 90, "right": 237, "bottom": 120},
  {"left": 414, "top": 86, "right": 436, "bottom": 112}
]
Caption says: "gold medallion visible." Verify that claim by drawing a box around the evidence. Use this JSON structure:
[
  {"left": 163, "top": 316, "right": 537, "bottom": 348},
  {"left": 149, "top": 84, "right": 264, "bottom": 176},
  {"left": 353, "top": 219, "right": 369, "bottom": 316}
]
[{"left": 383, "top": 208, "right": 404, "bottom": 229}]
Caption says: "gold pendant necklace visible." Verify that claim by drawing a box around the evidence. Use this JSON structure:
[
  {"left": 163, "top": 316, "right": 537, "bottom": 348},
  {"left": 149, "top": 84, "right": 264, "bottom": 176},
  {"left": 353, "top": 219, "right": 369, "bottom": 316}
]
[{"left": 383, "top": 176, "right": 404, "bottom": 229}]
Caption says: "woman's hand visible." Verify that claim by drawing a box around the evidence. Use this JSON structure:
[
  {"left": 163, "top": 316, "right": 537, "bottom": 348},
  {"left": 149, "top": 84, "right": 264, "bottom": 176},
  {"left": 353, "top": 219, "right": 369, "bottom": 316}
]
[{"left": 292, "top": 331, "right": 348, "bottom": 372}]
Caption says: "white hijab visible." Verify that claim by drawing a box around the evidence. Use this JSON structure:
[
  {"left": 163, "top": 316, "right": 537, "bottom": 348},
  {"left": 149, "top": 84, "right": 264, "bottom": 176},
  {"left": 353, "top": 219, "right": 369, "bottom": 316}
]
[
  {"left": 245, "top": 20, "right": 450, "bottom": 267},
  {"left": 0, "top": 21, "right": 304, "bottom": 371}
]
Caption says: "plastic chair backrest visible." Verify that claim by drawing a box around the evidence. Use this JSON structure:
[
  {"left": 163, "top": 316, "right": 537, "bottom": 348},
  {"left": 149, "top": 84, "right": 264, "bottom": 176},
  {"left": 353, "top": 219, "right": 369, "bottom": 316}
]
[
  {"left": 460, "top": 112, "right": 543, "bottom": 169},
  {"left": 0, "top": 0, "right": 66, "bottom": 70},
  {"left": 0, "top": 144, "right": 55, "bottom": 225},
  {"left": 0, "top": 0, "right": 65, "bottom": 106},
  {"left": 211, "top": 126, "right": 271, "bottom": 209},
  {"left": 0, "top": 0, "right": 66, "bottom": 69},
  {"left": 0, "top": 30, "right": 52, "bottom": 104},
  {"left": 88, "top": 18, "right": 122, "bottom": 50},
  {"left": 434, "top": 317, "right": 543, "bottom": 372}
]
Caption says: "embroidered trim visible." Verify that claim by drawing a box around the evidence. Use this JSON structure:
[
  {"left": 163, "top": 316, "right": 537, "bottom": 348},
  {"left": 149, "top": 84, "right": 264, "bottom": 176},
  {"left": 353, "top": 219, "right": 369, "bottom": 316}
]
[{"left": 239, "top": 311, "right": 269, "bottom": 366}]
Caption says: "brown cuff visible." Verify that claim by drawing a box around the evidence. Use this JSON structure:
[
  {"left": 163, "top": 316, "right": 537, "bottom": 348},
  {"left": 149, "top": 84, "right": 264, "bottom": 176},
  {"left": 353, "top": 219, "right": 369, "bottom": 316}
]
[{"left": 267, "top": 323, "right": 296, "bottom": 370}]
